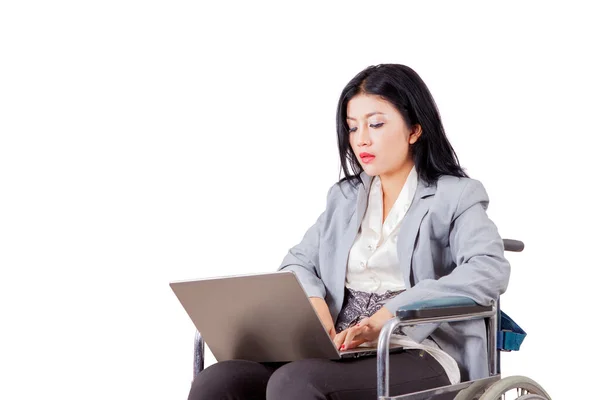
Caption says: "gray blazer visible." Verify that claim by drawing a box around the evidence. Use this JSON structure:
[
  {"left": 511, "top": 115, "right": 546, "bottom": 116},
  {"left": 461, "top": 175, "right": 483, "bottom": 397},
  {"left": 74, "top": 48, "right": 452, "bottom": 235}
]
[{"left": 278, "top": 171, "right": 510, "bottom": 381}]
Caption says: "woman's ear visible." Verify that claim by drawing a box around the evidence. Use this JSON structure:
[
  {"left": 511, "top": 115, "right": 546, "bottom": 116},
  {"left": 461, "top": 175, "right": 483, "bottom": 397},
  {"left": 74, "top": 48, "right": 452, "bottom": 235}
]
[{"left": 409, "top": 124, "right": 423, "bottom": 144}]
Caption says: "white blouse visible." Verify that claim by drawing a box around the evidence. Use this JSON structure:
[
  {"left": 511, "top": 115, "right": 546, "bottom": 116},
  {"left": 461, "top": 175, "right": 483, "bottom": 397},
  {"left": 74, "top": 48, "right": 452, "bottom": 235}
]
[
  {"left": 345, "top": 165, "right": 418, "bottom": 293},
  {"left": 345, "top": 166, "right": 461, "bottom": 384}
]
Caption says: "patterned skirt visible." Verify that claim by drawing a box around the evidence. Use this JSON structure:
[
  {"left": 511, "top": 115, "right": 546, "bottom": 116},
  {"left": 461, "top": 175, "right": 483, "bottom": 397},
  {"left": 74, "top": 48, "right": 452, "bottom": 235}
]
[{"left": 334, "top": 286, "right": 404, "bottom": 334}]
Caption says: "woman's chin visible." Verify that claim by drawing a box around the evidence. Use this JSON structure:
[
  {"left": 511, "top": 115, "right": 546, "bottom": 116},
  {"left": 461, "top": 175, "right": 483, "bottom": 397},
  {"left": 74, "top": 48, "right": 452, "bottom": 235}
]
[{"left": 360, "top": 164, "right": 380, "bottom": 176}]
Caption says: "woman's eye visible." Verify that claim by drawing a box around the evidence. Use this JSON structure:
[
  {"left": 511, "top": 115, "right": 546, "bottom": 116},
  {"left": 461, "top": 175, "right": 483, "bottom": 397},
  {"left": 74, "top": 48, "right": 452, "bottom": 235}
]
[
  {"left": 348, "top": 127, "right": 357, "bottom": 133},
  {"left": 370, "top": 123, "right": 384, "bottom": 128}
]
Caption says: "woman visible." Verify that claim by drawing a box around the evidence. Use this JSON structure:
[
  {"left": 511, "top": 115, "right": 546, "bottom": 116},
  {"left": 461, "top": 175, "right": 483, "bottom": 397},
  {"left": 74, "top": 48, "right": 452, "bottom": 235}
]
[{"left": 188, "top": 64, "right": 510, "bottom": 399}]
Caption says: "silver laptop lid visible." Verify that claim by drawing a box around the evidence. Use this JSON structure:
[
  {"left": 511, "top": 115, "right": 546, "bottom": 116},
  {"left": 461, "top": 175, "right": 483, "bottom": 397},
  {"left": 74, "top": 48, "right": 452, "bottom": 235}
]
[{"left": 170, "top": 271, "right": 341, "bottom": 362}]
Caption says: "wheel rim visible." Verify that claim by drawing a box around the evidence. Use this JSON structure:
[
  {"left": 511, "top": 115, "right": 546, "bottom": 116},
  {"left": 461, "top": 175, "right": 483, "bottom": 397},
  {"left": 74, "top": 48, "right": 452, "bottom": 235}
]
[{"left": 480, "top": 376, "right": 551, "bottom": 400}]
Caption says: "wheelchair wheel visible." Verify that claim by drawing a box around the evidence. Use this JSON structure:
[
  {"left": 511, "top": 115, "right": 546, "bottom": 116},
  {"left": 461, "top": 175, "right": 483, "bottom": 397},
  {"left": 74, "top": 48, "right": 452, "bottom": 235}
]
[{"left": 479, "top": 375, "right": 551, "bottom": 400}]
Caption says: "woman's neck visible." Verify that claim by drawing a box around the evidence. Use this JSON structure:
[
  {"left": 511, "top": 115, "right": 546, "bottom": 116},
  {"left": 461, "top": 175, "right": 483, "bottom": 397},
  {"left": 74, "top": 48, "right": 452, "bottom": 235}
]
[{"left": 379, "top": 162, "right": 414, "bottom": 206}]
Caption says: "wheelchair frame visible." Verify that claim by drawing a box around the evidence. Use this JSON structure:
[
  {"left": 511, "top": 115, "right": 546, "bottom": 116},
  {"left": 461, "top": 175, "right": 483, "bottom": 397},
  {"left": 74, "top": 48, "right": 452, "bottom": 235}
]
[{"left": 377, "top": 297, "right": 499, "bottom": 399}]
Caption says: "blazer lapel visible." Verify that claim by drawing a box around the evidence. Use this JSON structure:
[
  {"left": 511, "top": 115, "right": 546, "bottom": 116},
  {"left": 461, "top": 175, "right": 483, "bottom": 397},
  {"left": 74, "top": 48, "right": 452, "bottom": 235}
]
[
  {"left": 396, "top": 178, "right": 437, "bottom": 288},
  {"left": 331, "top": 173, "right": 372, "bottom": 319}
]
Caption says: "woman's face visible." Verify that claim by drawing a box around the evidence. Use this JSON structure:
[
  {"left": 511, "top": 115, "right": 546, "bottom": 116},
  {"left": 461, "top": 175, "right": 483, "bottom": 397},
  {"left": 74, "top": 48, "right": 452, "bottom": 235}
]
[{"left": 347, "top": 93, "right": 421, "bottom": 177}]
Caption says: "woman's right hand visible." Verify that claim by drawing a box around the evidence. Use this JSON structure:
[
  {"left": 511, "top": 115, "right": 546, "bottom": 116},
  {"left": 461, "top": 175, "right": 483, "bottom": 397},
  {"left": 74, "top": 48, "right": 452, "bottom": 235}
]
[{"left": 310, "top": 297, "right": 336, "bottom": 340}]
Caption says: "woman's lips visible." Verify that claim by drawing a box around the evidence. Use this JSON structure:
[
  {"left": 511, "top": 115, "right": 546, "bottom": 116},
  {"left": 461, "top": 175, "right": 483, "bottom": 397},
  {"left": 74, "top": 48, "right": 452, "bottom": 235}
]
[{"left": 360, "top": 153, "right": 375, "bottom": 164}]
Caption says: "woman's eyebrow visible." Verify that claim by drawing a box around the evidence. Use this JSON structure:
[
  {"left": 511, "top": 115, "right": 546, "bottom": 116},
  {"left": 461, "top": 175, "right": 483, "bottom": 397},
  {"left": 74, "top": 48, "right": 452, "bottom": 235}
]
[{"left": 346, "top": 111, "right": 384, "bottom": 120}]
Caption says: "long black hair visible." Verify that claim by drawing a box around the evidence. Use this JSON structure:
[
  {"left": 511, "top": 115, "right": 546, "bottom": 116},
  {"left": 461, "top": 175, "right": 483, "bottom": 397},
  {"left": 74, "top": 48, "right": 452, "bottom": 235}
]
[{"left": 336, "top": 64, "right": 468, "bottom": 187}]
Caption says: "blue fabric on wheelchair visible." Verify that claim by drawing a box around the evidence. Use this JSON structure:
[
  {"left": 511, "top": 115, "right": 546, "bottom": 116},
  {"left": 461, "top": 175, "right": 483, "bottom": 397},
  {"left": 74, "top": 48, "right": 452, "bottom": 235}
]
[
  {"left": 399, "top": 297, "right": 527, "bottom": 351},
  {"left": 497, "top": 311, "right": 526, "bottom": 351}
]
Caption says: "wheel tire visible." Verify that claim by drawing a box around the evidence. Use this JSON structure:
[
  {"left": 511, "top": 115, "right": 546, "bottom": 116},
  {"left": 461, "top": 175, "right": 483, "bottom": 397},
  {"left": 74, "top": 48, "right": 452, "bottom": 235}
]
[{"left": 479, "top": 375, "right": 551, "bottom": 400}]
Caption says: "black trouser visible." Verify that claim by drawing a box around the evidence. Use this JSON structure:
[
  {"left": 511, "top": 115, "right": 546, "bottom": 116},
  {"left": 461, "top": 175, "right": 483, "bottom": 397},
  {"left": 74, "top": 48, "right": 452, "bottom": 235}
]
[{"left": 188, "top": 349, "right": 451, "bottom": 400}]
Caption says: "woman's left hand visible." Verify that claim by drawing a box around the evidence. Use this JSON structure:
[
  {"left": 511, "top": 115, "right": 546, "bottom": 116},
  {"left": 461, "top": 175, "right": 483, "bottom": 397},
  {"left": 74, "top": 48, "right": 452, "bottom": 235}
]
[{"left": 333, "top": 306, "right": 395, "bottom": 351}]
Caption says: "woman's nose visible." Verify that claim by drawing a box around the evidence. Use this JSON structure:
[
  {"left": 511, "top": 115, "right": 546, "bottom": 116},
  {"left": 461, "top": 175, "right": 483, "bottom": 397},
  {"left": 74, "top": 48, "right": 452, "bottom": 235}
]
[{"left": 356, "top": 124, "right": 370, "bottom": 145}]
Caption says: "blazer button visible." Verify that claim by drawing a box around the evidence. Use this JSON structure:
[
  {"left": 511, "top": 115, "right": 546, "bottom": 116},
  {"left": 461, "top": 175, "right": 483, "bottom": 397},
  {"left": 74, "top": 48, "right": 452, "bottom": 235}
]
[{"left": 360, "top": 261, "right": 366, "bottom": 268}]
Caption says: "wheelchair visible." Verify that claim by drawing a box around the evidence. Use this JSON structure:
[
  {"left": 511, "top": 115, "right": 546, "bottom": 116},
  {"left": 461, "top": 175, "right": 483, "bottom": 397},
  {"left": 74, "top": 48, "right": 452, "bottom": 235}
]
[{"left": 191, "top": 238, "right": 551, "bottom": 400}]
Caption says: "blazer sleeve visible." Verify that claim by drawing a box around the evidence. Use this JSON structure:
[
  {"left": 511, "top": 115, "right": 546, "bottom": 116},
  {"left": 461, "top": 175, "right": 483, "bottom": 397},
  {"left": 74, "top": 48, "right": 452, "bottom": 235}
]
[
  {"left": 383, "top": 179, "right": 511, "bottom": 341},
  {"left": 276, "top": 186, "right": 333, "bottom": 299}
]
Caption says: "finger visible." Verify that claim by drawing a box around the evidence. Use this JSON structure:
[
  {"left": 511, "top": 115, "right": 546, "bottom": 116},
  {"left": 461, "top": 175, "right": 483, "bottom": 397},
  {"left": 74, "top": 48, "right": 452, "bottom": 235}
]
[
  {"left": 333, "top": 330, "right": 347, "bottom": 349},
  {"left": 342, "top": 326, "right": 366, "bottom": 350},
  {"left": 344, "top": 337, "right": 368, "bottom": 350}
]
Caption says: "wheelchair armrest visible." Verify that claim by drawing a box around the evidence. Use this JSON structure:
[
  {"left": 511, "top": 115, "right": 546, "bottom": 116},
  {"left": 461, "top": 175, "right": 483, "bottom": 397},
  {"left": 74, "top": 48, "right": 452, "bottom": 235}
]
[
  {"left": 396, "top": 296, "right": 494, "bottom": 323},
  {"left": 378, "top": 297, "right": 499, "bottom": 395}
]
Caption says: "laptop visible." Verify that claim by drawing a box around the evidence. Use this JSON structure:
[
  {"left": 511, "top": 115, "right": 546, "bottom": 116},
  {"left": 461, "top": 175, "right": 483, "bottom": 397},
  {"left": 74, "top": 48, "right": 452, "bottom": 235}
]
[{"left": 170, "top": 270, "right": 402, "bottom": 362}]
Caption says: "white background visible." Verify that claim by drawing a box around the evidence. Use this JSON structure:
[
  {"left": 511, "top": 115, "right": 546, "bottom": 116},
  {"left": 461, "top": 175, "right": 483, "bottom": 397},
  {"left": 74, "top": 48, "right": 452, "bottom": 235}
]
[{"left": 1, "top": 1, "right": 598, "bottom": 399}]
